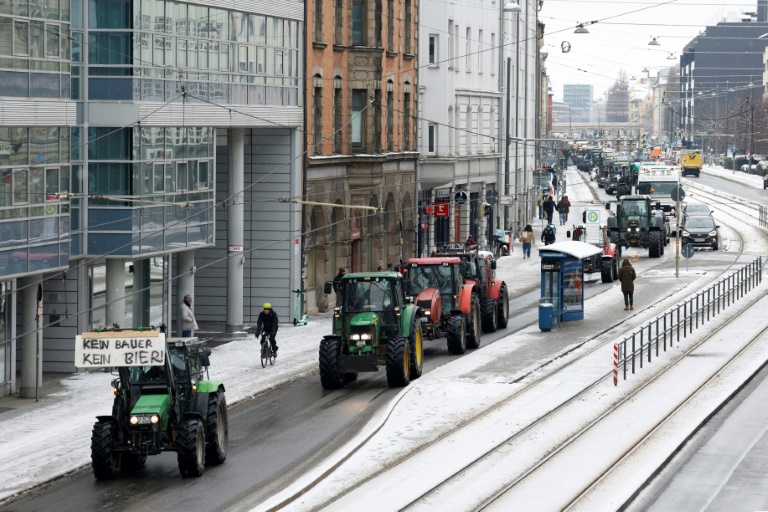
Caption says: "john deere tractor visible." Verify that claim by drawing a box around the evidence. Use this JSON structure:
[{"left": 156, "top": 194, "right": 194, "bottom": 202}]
[
  {"left": 319, "top": 271, "right": 423, "bottom": 389},
  {"left": 607, "top": 195, "right": 669, "bottom": 258},
  {"left": 83, "top": 334, "right": 228, "bottom": 480}
]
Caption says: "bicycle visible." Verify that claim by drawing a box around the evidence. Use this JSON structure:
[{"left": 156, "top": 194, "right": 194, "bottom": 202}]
[{"left": 258, "top": 332, "right": 276, "bottom": 368}]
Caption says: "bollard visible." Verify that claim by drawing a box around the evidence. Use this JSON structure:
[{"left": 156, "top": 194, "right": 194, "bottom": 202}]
[{"left": 613, "top": 344, "right": 619, "bottom": 386}]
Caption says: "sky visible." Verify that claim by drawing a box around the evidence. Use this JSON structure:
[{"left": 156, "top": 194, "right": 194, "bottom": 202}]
[
  {"left": 3, "top": 163, "right": 768, "bottom": 509},
  {"left": 539, "top": 0, "right": 758, "bottom": 101}
]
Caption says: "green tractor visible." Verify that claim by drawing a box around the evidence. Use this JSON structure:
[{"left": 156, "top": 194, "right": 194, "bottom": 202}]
[
  {"left": 86, "top": 335, "right": 228, "bottom": 479},
  {"left": 607, "top": 195, "right": 669, "bottom": 258},
  {"left": 320, "top": 272, "right": 424, "bottom": 389}
]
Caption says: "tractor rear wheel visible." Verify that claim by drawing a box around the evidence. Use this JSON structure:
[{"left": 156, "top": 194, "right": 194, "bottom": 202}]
[
  {"left": 446, "top": 314, "right": 466, "bottom": 354},
  {"left": 408, "top": 312, "right": 424, "bottom": 380},
  {"left": 496, "top": 285, "right": 509, "bottom": 329},
  {"left": 386, "top": 336, "right": 410, "bottom": 388},
  {"left": 648, "top": 231, "right": 661, "bottom": 258},
  {"left": 177, "top": 418, "right": 205, "bottom": 477},
  {"left": 91, "top": 420, "right": 120, "bottom": 480},
  {"left": 601, "top": 259, "right": 613, "bottom": 283},
  {"left": 609, "top": 230, "right": 619, "bottom": 246},
  {"left": 205, "top": 391, "right": 228, "bottom": 466},
  {"left": 319, "top": 337, "right": 345, "bottom": 389},
  {"left": 466, "top": 294, "right": 482, "bottom": 349},
  {"left": 612, "top": 255, "right": 619, "bottom": 280},
  {"left": 480, "top": 297, "right": 497, "bottom": 333}
]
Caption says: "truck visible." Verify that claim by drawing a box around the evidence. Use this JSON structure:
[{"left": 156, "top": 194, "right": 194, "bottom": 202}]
[
  {"left": 607, "top": 195, "right": 669, "bottom": 258},
  {"left": 76, "top": 333, "right": 228, "bottom": 479},
  {"left": 634, "top": 164, "right": 682, "bottom": 232},
  {"left": 320, "top": 271, "right": 423, "bottom": 389},
  {"left": 680, "top": 150, "right": 703, "bottom": 177}
]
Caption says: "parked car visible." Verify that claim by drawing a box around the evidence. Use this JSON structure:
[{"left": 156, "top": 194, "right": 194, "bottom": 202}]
[{"left": 680, "top": 215, "right": 720, "bottom": 250}]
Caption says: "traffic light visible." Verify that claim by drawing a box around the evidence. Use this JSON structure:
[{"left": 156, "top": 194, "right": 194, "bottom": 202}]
[{"left": 484, "top": 204, "right": 493, "bottom": 217}]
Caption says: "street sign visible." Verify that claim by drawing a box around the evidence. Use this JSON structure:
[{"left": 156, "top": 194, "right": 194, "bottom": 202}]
[
  {"left": 499, "top": 195, "right": 514, "bottom": 206},
  {"left": 681, "top": 244, "right": 694, "bottom": 259},
  {"left": 670, "top": 185, "right": 685, "bottom": 202},
  {"left": 434, "top": 202, "right": 449, "bottom": 217},
  {"left": 454, "top": 190, "right": 468, "bottom": 205},
  {"left": 584, "top": 209, "right": 602, "bottom": 244}
]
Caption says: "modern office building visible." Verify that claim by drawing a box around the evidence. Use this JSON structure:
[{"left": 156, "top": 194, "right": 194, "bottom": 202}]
[
  {"left": 1, "top": 0, "right": 303, "bottom": 398},
  {"left": 563, "top": 84, "right": 593, "bottom": 123}
]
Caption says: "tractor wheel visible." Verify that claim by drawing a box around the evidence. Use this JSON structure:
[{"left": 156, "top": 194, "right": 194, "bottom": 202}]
[
  {"left": 205, "top": 391, "right": 228, "bottom": 466},
  {"left": 408, "top": 312, "right": 424, "bottom": 380},
  {"left": 319, "top": 337, "right": 345, "bottom": 390},
  {"left": 648, "top": 231, "right": 661, "bottom": 258},
  {"left": 466, "top": 294, "right": 482, "bottom": 349},
  {"left": 480, "top": 297, "right": 497, "bottom": 333},
  {"left": 91, "top": 420, "right": 121, "bottom": 480},
  {"left": 177, "top": 418, "right": 205, "bottom": 478},
  {"left": 386, "top": 336, "right": 410, "bottom": 388},
  {"left": 496, "top": 285, "right": 510, "bottom": 329},
  {"left": 609, "top": 230, "right": 619, "bottom": 245},
  {"left": 612, "top": 257, "right": 619, "bottom": 281},
  {"left": 446, "top": 314, "right": 467, "bottom": 354},
  {"left": 122, "top": 453, "right": 147, "bottom": 472},
  {"left": 601, "top": 259, "right": 613, "bottom": 283}
]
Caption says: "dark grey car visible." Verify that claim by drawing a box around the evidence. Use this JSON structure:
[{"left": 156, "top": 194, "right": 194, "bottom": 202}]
[{"left": 681, "top": 215, "right": 720, "bottom": 250}]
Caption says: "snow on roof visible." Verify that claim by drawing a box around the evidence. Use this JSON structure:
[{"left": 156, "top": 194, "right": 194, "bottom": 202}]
[{"left": 537, "top": 240, "right": 603, "bottom": 260}]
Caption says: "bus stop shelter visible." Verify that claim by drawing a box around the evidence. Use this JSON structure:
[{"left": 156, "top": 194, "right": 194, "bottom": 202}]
[{"left": 538, "top": 241, "right": 603, "bottom": 330}]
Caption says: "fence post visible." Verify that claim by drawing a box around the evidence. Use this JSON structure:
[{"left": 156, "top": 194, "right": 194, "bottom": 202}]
[
  {"left": 683, "top": 301, "right": 687, "bottom": 338},
  {"left": 623, "top": 340, "right": 628, "bottom": 380},
  {"left": 663, "top": 312, "right": 667, "bottom": 351},
  {"left": 648, "top": 324, "right": 652, "bottom": 362},
  {"left": 632, "top": 333, "right": 636, "bottom": 374},
  {"left": 696, "top": 293, "right": 699, "bottom": 330},
  {"left": 677, "top": 305, "right": 680, "bottom": 343},
  {"left": 656, "top": 318, "right": 660, "bottom": 357},
  {"left": 707, "top": 288, "right": 710, "bottom": 322},
  {"left": 614, "top": 344, "right": 619, "bottom": 386}
]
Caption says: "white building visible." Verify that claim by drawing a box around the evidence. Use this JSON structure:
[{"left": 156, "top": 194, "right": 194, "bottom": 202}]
[{"left": 417, "top": 0, "right": 538, "bottom": 252}]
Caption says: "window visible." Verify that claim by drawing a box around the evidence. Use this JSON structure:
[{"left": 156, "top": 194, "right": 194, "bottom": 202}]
[
  {"left": 314, "top": 0, "right": 323, "bottom": 41},
  {"left": 465, "top": 27, "right": 471, "bottom": 72},
  {"left": 333, "top": 84, "right": 342, "bottom": 153},
  {"left": 313, "top": 83, "right": 323, "bottom": 154},
  {"left": 351, "top": 0, "right": 364, "bottom": 44},
  {"left": 14, "top": 21, "right": 29, "bottom": 56},
  {"left": 491, "top": 33, "right": 495, "bottom": 75},
  {"left": 404, "top": 0, "right": 411, "bottom": 53},
  {"left": 351, "top": 89, "right": 366, "bottom": 151},
  {"left": 427, "top": 123, "right": 436, "bottom": 154},
  {"left": 447, "top": 20, "right": 453, "bottom": 68},
  {"left": 403, "top": 88, "right": 411, "bottom": 150},
  {"left": 334, "top": 0, "right": 343, "bottom": 45},
  {"left": 386, "top": 0, "right": 394, "bottom": 52},
  {"left": 454, "top": 25, "right": 459, "bottom": 71},
  {"left": 428, "top": 34, "right": 437, "bottom": 65},
  {"left": 477, "top": 30, "right": 482, "bottom": 73},
  {"left": 374, "top": 0, "right": 381, "bottom": 47},
  {"left": 386, "top": 89, "right": 393, "bottom": 151},
  {"left": 373, "top": 89, "right": 381, "bottom": 153}
]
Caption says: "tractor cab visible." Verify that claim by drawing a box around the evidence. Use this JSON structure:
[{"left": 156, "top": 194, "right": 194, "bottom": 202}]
[
  {"left": 407, "top": 257, "right": 463, "bottom": 315},
  {"left": 341, "top": 274, "right": 404, "bottom": 342}
]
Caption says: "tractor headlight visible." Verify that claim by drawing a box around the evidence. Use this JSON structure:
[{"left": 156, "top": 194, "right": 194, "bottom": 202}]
[
  {"left": 130, "top": 415, "right": 139, "bottom": 425},
  {"left": 150, "top": 414, "right": 159, "bottom": 424},
  {"left": 626, "top": 228, "right": 631, "bottom": 232},
  {"left": 360, "top": 333, "right": 372, "bottom": 340},
  {"left": 423, "top": 310, "right": 430, "bottom": 316},
  {"left": 350, "top": 334, "right": 361, "bottom": 341},
  {"left": 634, "top": 227, "right": 640, "bottom": 232}
]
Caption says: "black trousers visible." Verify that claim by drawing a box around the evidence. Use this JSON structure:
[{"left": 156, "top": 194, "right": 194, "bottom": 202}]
[{"left": 623, "top": 290, "right": 634, "bottom": 306}]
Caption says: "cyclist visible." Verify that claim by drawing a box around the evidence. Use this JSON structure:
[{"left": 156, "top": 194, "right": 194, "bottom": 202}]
[{"left": 255, "top": 302, "right": 279, "bottom": 353}]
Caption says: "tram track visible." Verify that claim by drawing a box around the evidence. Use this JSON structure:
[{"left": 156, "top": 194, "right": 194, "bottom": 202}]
[{"left": 259, "top": 171, "right": 766, "bottom": 512}]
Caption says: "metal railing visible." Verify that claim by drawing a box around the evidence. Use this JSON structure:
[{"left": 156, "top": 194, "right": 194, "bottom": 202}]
[
  {"left": 614, "top": 258, "right": 762, "bottom": 384},
  {"left": 760, "top": 205, "right": 768, "bottom": 229}
]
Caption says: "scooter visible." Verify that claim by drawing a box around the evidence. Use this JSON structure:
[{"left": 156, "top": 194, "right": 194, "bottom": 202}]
[{"left": 293, "top": 289, "right": 309, "bottom": 326}]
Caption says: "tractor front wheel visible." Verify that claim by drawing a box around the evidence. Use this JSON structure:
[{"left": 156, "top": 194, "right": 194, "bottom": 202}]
[
  {"left": 91, "top": 420, "right": 121, "bottom": 480},
  {"left": 497, "top": 285, "right": 509, "bottom": 329},
  {"left": 480, "top": 297, "right": 497, "bottom": 333},
  {"left": 648, "top": 231, "right": 661, "bottom": 258},
  {"left": 386, "top": 336, "right": 410, "bottom": 388},
  {"left": 466, "top": 294, "right": 482, "bottom": 349},
  {"left": 408, "top": 312, "right": 424, "bottom": 380},
  {"left": 205, "top": 391, "right": 229, "bottom": 466},
  {"left": 446, "top": 314, "right": 467, "bottom": 354},
  {"left": 177, "top": 418, "right": 206, "bottom": 477},
  {"left": 319, "top": 337, "right": 345, "bottom": 390}
]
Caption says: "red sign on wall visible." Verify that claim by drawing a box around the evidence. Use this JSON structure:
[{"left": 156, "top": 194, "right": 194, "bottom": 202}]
[{"left": 434, "top": 202, "right": 449, "bottom": 217}]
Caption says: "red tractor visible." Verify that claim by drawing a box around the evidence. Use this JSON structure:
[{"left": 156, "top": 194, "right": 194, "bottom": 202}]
[
  {"left": 406, "top": 256, "right": 476, "bottom": 354},
  {"left": 570, "top": 224, "right": 621, "bottom": 283},
  {"left": 436, "top": 244, "right": 510, "bottom": 334}
]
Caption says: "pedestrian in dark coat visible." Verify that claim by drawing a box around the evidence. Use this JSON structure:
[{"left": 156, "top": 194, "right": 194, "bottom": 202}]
[
  {"left": 541, "top": 224, "right": 556, "bottom": 245},
  {"left": 556, "top": 197, "right": 570, "bottom": 226},
  {"left": 333, "top": 267, "right": 346, "bottom": 306},
  {"left": 618, "top": 258, "right": 636, "bottom": 310},
  {"left": 543, "top": 195, "right": 556, "bottom": 225}
]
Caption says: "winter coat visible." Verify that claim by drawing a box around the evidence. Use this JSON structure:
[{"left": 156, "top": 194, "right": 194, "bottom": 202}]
[
  {"left": 556, "top": 199, "right": 570, "bottom": 214},
  {"left": 618, "top": 259, "right": 636, "bottom": 292},
  {"left": 333, "top": 272, "right": 345, "bottom": 293},
  {"left": 256, "top": 309, "right": 279, "bottom": 336},
  {"left": 541, "top": 227, "right": 556, "bottom": 244},
  {"left": 181, "top": 302, "right": 198, "bottom": 332},
  {"left": 521, "top": 226, "right": 535, "bottom": 244},
  {"left": 543, "top": 198, "right": 555, "bottom": 216}
]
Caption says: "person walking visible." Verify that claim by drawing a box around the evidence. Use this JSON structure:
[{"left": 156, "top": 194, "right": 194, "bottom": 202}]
[
  {"left": 180, "top": 294, "right": 198, "bottom": 337},
  {"left": 541, "top": 224, "right": 556, "bottom": 245},
  {"left": 543, "top": 195, "right": 556, "bottom": 225},
  {"left": 563, "top": 195, "right": 571, "bottom": 221},
  {"left": 521, "top": 222, "right": 535, "bottom": 259},
  {"left": 556, "top": 196, "right": 570, "bottom": 226},
  {"left": 619, "top": 258, "right": 636, "bottom": 310},
  {"left": 333, "top": 267, "right": 346, "bottom": 306}
]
